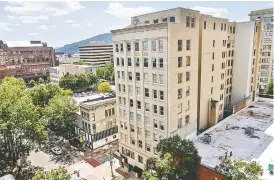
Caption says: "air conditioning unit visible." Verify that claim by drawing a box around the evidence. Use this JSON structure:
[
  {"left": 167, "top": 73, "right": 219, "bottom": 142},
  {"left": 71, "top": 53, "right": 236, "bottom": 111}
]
[
  {"left": 203, "top": 133, "right": 212, "bottom": 144},
  {"left": 245, "top": 127, "right": 255, "bottom": 136}
]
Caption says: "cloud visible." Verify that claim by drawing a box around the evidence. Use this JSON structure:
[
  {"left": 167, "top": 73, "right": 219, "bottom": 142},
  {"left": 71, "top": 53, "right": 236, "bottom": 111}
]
[
  {"left": 9, "top": 23, "right": 20, "bottom": 26},
  {"left": 86, "top": 22, "right": 92, "bottom": 27},
  {"left": 51, "top": 25, "right": 56, "bottom": 28},
  {"left": 104, "top": 24, "right": 127, "bottom": 33},
  {"left": 0, "top": 22, "right": 12, "bottom": 32},
  {"left": 65, "top": 20, "right": 75, "bottom": 23},
  {"left": 4, "top": 1, "right": 84, "bottom": 16},
  {"left": 6, "top": 15, "right": 16, "bottom": 20},
  {"left": 105, "top": 3, "right": 157, "bottom": 19},
  {"left": 191, "top": 6, "right": 228, "bottom": 18},
  {"left": 19, "top": 15, "right": 49, "bottom": 24},
  {"left": 266, "top": 3, "right": 273, "bottom": 8},
  {"left": 28, "top": 32, "right": 38, "bottom": 36},
  {"left": 232, "top": 19, "right": 249, "bottom": 22},
  {"left": 72, "top": 24, "right": 80, "bottom": 27},
  {"left": 37, "top": 25, "right": 48, "bottom": 31}
]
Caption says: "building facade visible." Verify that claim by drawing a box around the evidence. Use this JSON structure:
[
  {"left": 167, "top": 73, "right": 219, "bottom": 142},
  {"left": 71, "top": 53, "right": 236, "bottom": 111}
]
[
  {"left": 80, "top": 41, "right": 113, "bottom": 67},
  {"left": 112, "top": 7, "right": 199, "bottom": 171},
  {"left": 0, "top": 40, "right": 55, "bottom": 80},
  {"left": 74, "top": 94, "right": 118, "bottom": 149},
  {"left": 249, "top": 8, "right": 274, "bottom": 91},
  {"left": 48, "top": 64, "right": 96, "bottom": 83}
]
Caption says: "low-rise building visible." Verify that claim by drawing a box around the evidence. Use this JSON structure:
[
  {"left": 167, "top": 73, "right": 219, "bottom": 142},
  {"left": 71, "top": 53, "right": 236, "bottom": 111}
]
[
  {"left": 48, "top": 64, "right": 96, "bottom": 83},
  {"left": 74, "top": 93, "right": 118, "bottom": 149},
  {"left": 192, "top": 100, "right": 274, "bottom": 180}
]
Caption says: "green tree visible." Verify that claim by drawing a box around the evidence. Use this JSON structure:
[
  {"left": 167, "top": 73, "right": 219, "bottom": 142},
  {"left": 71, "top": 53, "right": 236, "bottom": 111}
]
[
  {"left": 0, "top": 77, "right": 47, "bottom": 166},
  {"left": 45, "top": 95, "right": 77, "bottom": 136},
  {"left": 143, "top": 135, "right": 199, "bottom": 180},
  {"left": 75, "top": 60, "right": 86, "bottom": 65},
  {"left": 32, "top": 167, "right": 70, "bottom": 180},
  {"left": 75, "top": 73, "right": 89, "bottom": 91},
  {"left": 59, "top": 74, "right": 77, "bottom": 91},
  {"left": 87, "top": 72, "right": 99, "bottom": 86},
  {"left": 28, "top": 79, "right": 36, "bottom": 87},
  {"left": 215, "top": 158, "right": 263, "bottom": 180},
  {"left": 98, "top": 82, "right": 112, "bottom": 94},
  {"left": 263, "top": 79, "right": 273, "bottom": 95},
  {"left": 96, "top": 62, "right": 114, "bottom": 81},
  {"left": 143, "top": 153, "right": 179, "bottom": 180},
  {"left": 38, "top": 78, "right": 45, "bottom": 85}
]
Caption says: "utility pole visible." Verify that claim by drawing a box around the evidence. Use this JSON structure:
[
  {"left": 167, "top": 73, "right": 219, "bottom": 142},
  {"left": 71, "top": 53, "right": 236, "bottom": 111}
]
[{"left": 109, "top": 143, "right": 114, "bottom": 179}]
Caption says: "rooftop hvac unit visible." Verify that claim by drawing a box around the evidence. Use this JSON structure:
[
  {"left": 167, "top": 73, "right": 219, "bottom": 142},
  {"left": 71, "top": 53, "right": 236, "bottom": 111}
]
[
  {"left": 203, "top": 133, "right": 212, "bottom": 144},
  {"left": 245, "top": 127, "right": 255, "bottom": 136}
]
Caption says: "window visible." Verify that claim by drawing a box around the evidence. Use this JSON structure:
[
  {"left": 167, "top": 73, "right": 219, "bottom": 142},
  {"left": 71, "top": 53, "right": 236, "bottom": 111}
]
[
  {"left": 145, "top": 116, "right": 150, "bottom": 126},
  {"left": 144, "top": 20, "right": 149, "bottom": 24},
  {"left": 138, "top": 155, "right": 143, "bottom": 163},
  {"left": 121, "top": 71, "right": 125, "bottom": 80},
  {"left": 186, "top": 72, "right": 190, "bottom": 81},
  {"left": 221, "top": 23, "right": 223, "bottom": 30},
  {"left": 186, "top": 40, "right": 191, "bottom": 50},
  {"left": 220, "top": 94, "right": 224, "bottom": 100},
  {"left": 170, "top": 16, "right": 175, "bottom": 22},
  {"left": 159, "top": 58, "right": 163, "bottom": 68},
  {"left": 136, "top": 72, "right": 140, "bottom": 81},
  {"left": 137, "top": 101, "right": 141, "bottom": 109},
  {"left": 143, "top": 41, "right": 148, "bottom": 51},
  {"left": 144, "top": 73, "right": 149, "bottom": 83},
  {"left": 137, "top": 127, "right": 142, "bottom": 135},
  {"left": 221, "top": 84, "right": 224, "bottom": 90},
  {"left": 121, "top": 58, "right": 124, "bottom": 66},
  {"left": 123, "top": 98, "right": 126, "bottom": 106},
  {"left": 131, "top": 137, "right": 135, "bottom": 145},
  {"left": 153, "top": 90, "right": 157, "bottom": 99},
  {"left": 212, "top": 52, "right": 215, "bottom": 60},
  {"left": 128, "top": 72, "right": 132, "bottom": 81},
  {"left": 137, "top": 114, "right": 141, "bottom": 123},
  {"left": 136, "top": 87, "right": 140, "bottom": 95},
  {"left": 154, "top": 19, "right": 158, "bottom": 24},
  {"left": 211, "top": 87, "right": 213, "bottom": 94},
  {"left": 153, "top": 74, "right": 157, "bottom": 83},
  {"left": 135, "top": 58, "right": 140, "bottom": 67},
  {"left": 178, "top": 73, "right": 182, "bottom": 83},
  {"left": 145, "top": 130, "right": 150, "bottom": 139},
  {"left": 153, "top": 105, "right": 157, "bottom": 114},
  {"left": 213, "top": 22, "right": 216, "bottom": 30},
  {"left": 135, "top": 42, "right": 139, "bottom": 51},
  {"left": 152, "top": 57, "right": 157, "bottom": 68},
  {"left": 185, "top": 115, "right": 190, "bottom": 125},
  {"left": 204, "top": 21, "right": 206, "bottom": 29},
  {"left": 178, "top": 88, "right": 182, "bottom": 99},
  {"left": 223, "top": 40, "right": 226, "bottom": 47},
  {"left": 138, "top": 140, "right": 143, "bottom": 148},
  {"left": 159, "top": 40, "right": 163, "bottom": 51},
  {"left": 128, "top": 58, "right": 132, "bottom": 66},
  {"left": 233, "top": 27, "right": 235, "bottom": 33},
  {"left": 154, "top": 120, "right": 158, "bottom": 129},
  {"left": 186, "top": 86, "right": 190, "bottom": 96},
  {"left": 122, "top": 85, "right": 125, "bottom": 92},
  {"left": 118, "top": 84, "right": 121, "bottom": 92},
  {"left": 213, "top": 40, "right": 215, "bottom": 47},
  {"left": 145, "top": 88, "right": 149, "bottom": 97},
  {"left": 160, "top": 91, "right": 164, "bottom": 100},
  {"left": 212, "top": 64, "right": 214, "bottom": 71},
  {"left": 224, "top": 24, "right": 226, "bottom": 31},
  {"left": 116, "top": 44, "right": 119, "bottom": 52},
  {"left": 152, "top": 41, "right": 156, "bottom": 51},
  {"left": 162, "top": 18, "right": 167, "bottom": 22},
  {"left": 117, "top": 71, "right": 120, "bottom": 79},
  {"left": 186, "top": 16, "right": 196, "bottom": 28},
  {"left": 127, "top": 43, "right": 131, "bottom": 51},
  {"left": 144, "top": 58, "right": 148, "bottom": 67},
  {"left": 116, "top": 58, "right": 120, "bottom": 65},
  {"left": 105, "top": 110, "right": 108, "bottom": 117},
  {"left": 120, "top": 43, "right": 124, "bottom": 52},
  {"left": 129, "top": 86, "right": 133, "bottom": 95},
  {"left": 130, "top": 125, "right": 135, "bottom": 132},
  {"left": 178, "top": 118, "right": 182, "bottom": 128},
  {"left": 178, "top": 103, "right": 182, "bottom": 114},
  {"left": 178, "top": 57, "right": 182, "bottom": 67},
  {"left": 186, "top": 56, "right": 190, "bottom": 66},
  {"left": 160, "top": 121, "right": 164, "bottom": 130},
  {"left": 160, "top": 106, "right": 164, "bottom": 115},
  {"left": 186, "top": 100, "right": 190, "bottom": 111},
  {"left": 145, "top": 103, "right": 150, "bottom": 112},
  {"left": 159, "top": 74, "right": 164, "bottom": 84},
  {"left": 178, "top": 40, "right": 182, "bottom": 51},
  {"left": 130, "top": 99, "right": 133, "bottom": 107}
]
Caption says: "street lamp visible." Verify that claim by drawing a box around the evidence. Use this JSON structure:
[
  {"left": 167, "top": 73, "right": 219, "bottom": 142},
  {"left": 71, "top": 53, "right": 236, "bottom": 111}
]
[{"left": 103, "top": 143, "right": 114, "bottom": 179}]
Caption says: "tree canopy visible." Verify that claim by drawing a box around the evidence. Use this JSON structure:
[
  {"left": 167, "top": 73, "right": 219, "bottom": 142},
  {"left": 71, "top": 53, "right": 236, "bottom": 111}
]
[
  {"left": 263, "top": 79, "right": 273, "bottom": 95},
  {"left": 98, "top": 82, "right": 112, "bottom": 94},
  {"left": 32, "top": 167, "right": 70, "bottom": 180},
  {"left": 96, "top": 62, "right": 114, "bottom": 81},
  {"left": 59, "top": 74, "right": 78, "bottom": 91},
  {"left": 143, "top": 135, "right": 200, "bottom": 180},
  {"left": 215, "top": 158, "right": 263, "bottom": 180}
]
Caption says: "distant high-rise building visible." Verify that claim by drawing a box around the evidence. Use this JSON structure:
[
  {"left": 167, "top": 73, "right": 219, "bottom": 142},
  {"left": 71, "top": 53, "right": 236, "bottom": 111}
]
[
  {"left": 79, "top": 41, "right": 113, "bottom": 67},
  {"left": 0, "top": 40, "right": 55, "bottom": 80}
]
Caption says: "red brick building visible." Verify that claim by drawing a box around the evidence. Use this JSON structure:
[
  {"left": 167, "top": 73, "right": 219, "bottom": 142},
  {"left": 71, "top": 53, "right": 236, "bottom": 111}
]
[
  {"left": 198, "top": 162, "right": 226, "bottom": 180},
  {"left": 0, "top": 40, "right": 55, "bottom": 80}
]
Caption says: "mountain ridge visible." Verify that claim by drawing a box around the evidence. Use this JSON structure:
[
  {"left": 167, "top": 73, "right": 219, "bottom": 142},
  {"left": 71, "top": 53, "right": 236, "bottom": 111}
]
[{"left": 55, "top": 33, "right": 112, "bottom": 53}]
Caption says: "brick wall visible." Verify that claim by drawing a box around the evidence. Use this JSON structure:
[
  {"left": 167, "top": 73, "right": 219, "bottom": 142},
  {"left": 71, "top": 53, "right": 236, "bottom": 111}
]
[{"left": 197, "top": 159, "right": 226, "bottom": 180}]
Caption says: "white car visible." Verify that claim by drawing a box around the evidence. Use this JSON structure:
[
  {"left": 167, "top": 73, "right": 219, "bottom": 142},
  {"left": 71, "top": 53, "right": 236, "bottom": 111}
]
[{"left": 51, "top": 147, "right": 62, "bottom": 155}]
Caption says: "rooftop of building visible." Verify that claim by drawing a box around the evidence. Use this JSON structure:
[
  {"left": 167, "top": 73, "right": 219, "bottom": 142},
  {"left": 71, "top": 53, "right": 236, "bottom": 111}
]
[
  {"left": 191, "top": 100, "right": 274, "bottom": 179},
  {"left": 6, "top": 41, "right": 48, "bottom": 48},
  {"left": 80, "top": 41, "right": 113, "bottom": 47}
]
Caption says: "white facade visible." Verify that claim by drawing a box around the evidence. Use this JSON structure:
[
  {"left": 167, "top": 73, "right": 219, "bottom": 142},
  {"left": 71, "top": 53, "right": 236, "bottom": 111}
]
[
  {"left": 80, "top": 41, "right": 113, "bottom": 67},
  {"left": 48, "top": 64, "right": 96, "bottom": 83},
  {"left": 231, "top": 21, "right": 255, "bottom": 105}
]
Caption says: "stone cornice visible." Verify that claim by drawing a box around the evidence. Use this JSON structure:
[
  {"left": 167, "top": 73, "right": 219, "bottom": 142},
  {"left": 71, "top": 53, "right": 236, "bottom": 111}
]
[{"left": 111, "top": 23, "right": 168, "bottom": 35}]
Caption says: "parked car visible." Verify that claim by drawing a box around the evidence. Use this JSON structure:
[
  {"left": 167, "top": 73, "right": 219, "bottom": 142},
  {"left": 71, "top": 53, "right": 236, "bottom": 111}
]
[{"left": 51, "top": 147, "right": 62, "bottom": 155}]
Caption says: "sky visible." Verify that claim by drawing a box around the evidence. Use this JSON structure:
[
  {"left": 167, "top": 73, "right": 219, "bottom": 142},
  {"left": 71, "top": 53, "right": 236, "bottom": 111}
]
[{"left": 0, "top": 1, "right": 273, "bottom": 48}]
